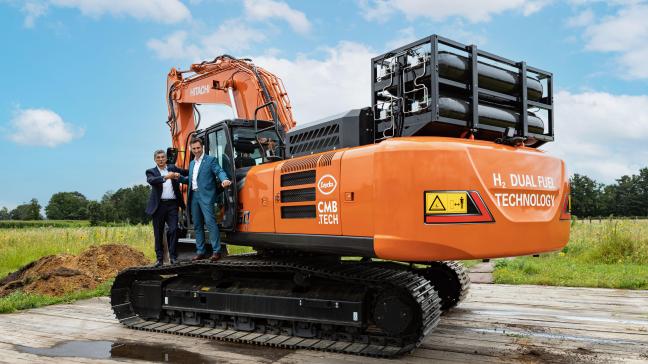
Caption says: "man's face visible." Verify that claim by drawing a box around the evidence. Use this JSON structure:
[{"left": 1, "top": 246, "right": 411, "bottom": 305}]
[
  {"left": 155, "top": 153, "right": 167, "bottom": 168},
  {"left": 191, "top": 142, "right": 203, "bottom": 158}
]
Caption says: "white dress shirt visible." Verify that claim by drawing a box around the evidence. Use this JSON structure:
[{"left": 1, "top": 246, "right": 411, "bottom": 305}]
[
  {"left": 192, "top": 154, "right": 203, "bottom": 191},
  {"left": 157, "top": 166, "right": 176, "bottom": 200}
]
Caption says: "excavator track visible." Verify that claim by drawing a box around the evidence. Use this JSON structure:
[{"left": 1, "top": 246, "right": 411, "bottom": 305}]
[
  {"left": 111, "top": 255, "right": 442, "bottom": 357},
  {"left": 418, "top": 261, "right": 470, "bottom": 311}
]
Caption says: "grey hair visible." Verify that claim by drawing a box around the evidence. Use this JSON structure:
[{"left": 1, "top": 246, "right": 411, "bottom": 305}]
[{"left": 154, "top": 150, "right": 166, "bottom": 159}]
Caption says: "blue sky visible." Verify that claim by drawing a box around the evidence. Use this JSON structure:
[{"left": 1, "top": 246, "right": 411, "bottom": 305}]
[{"left": 1, "top": 0, "right": 647, "bottom": 210}]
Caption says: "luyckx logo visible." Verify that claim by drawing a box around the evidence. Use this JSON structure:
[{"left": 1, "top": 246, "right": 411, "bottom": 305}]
[{"left": 317, "top": 174, "right": 337, "bottom": 195}]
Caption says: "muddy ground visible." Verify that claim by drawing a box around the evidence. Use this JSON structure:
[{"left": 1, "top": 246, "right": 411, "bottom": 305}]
[{"left": 0, "top": 244, "right": 150, "bottom": 297}]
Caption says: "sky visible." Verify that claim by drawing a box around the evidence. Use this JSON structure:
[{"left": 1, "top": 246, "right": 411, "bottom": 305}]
[{"left": 1, "top": 0, "right": 647, "bottom": 210}]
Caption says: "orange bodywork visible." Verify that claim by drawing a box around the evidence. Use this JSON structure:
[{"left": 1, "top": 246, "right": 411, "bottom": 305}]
[
  {"left": 237, "top": 137, "right": 570, "bottom": 261},
  {"left": 165, "top": 56, "right": 570, "bottom": 262}
]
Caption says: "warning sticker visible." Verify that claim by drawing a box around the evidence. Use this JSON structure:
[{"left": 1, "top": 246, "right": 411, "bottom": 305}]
[{"left": 425, "top": 192, "right": 468, "bottom": 215}]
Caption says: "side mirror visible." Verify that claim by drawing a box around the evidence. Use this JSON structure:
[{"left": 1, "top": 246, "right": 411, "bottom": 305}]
[{"left": 167, "top": 148, "right": 178, "bottom": 165}]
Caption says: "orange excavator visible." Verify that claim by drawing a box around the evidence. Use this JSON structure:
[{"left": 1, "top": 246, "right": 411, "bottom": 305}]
[{"left": 111, "top": 35, "right": 570, "bottom": 357}]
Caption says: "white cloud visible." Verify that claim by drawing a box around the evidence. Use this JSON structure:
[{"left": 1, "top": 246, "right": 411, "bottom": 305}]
[
  {"left": 386, "top": 27, "right": 417, "bottom": 49},
  {"left": 543, "top": 90, "right": 648, "bottom": 182},
  {"left": 50, "top": 0, "right": 191, "bottom": 23},
  {"left": 576, "top": 3, "right": 648, "bottom": 79},
  {"left": 244, "top": 0, "right": 311, "bottom": 34},
  {"left": 565, "top": 9, "right": 593, "bottom": 27},
  {"left": 22, "top": 1, "right": 48, "bottom": 28},
  {"left": 384, "top": 22, "right": 487, "bottom": 58},
  {"left": 359, "top": 0, "right": 551, "bottom": 23},
  {"left": 14, "top": 0, "right": 191, "bottom": 26},
  {"left": 254, "top": 42, "right": 375, "bottom": 123},
  {"left": 8, "top": 108, "right": 84, "bottom": 147},
  {"left": 148, "top": 21, "right": 266, "bottom": 62},
  {"left": 147, "top": 31, "right": 202, "bottom": 61}
]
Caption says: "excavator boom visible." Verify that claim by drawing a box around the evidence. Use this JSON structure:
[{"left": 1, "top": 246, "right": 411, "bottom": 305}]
[{"left": 166, "top": 55, "right": 296, "bottom": 169}]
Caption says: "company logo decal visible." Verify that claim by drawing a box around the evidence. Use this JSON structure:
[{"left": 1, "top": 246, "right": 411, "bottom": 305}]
[
  {"left": 190, "top": 85, "right": 210, "bottom": 96},
  {"left": 317, "top": 174, "right": 337, "bottom": 195}
]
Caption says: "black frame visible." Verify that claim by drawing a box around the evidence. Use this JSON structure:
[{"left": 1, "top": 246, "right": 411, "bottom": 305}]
[
  {"left": 371, "top": 34, "right": 554, "bottom": 146},
  {"left": 201, "top": 121, "right": 238, "bottom": 232}
]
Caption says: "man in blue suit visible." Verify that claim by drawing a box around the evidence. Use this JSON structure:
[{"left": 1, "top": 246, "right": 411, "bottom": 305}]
[
  {"left": 145, "top": 150, "right": 187, "bottom": 267},
  {"left": 179, "top": 137, "right": 232, "bottom": 262}
]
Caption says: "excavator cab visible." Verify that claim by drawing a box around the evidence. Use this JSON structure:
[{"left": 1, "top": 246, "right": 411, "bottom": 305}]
[{"left": 195, "top": 119, "right": 281, "bottom": 234}]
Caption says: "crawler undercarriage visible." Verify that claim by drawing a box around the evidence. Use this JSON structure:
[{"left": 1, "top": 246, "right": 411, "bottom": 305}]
[{"left": 111, "top": 254, "right": 469, "bottom": 357}]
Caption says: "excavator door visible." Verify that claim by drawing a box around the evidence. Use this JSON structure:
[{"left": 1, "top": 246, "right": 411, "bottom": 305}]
[{"left": 204, "top": 123, "right": 237, "bottom": 231}]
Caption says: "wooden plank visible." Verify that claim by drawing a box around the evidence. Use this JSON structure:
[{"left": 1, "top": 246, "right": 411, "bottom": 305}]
[
  {"left": 0, "top": 283, "right": 646, "bottom": 363},
  {"left": 442, "top": 310, "right": 648, "bottom": 336},
  {"left": 426, "top": 329, "right": 648, "bottom": 362}
]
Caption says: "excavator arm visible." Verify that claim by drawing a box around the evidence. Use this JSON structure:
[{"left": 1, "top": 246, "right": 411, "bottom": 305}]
[{"left": 165, "top": 55, "right": 296, "bottom": 169}]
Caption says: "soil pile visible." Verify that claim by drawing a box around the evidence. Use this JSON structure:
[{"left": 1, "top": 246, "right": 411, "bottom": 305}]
[{"left": 0, "top": 244, "right": 150, "bottom": 297}]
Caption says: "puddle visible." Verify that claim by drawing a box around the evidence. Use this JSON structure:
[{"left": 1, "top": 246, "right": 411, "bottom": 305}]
[{"left": 16, "top": 340, "right": 214, "bottom": 363}]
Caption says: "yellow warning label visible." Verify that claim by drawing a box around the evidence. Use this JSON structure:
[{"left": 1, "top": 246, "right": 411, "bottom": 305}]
[{"left": 425, "top": 192, "right": 468, "bottom": 214}]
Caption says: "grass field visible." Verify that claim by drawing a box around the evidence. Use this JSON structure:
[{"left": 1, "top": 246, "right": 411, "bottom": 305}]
[
  {"left": 494, "top": 219, "right": 648, "bottom": 289},
  {"left": 1, "top": 220, "right": 646, "bottom": 313}
]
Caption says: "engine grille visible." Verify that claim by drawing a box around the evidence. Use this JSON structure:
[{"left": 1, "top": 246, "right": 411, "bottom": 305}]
[
  {"left": 281, "top": 188, "right": 316, "bottom": 203},
  {"left": 280, "top": 170, "right": 316, "bottom": 187},
  {"left": 281, "top": 205, "right": 317, "bottom": 219}
]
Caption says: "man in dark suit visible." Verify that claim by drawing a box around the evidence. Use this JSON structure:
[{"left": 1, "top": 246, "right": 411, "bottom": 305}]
[
  {"left": 146, "top": 150, "right": 187, "bottom": 267},
  {"left": 179, "top": 137, "right": 231, "bottom": 262}
]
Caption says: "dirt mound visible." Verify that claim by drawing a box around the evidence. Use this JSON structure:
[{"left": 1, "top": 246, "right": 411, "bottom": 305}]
[{"left": 0, "top": 244, "right": 150, "bottom": 297}]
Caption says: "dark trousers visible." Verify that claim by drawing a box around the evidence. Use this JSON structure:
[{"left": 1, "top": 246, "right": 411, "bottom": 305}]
[{"left": 152, "top": 200, "right": 179, "bottom": 262}]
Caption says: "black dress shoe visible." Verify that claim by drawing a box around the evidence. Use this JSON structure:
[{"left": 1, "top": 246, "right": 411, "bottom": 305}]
[
  {"left": 210, "top": 253, "right": 222, "bottom": 262},
  {"left": 170, "top": 258, "right": 178, "bottom": 265},
  {"left": 153, "top": 260, "right": 163, "bottom": 267}
]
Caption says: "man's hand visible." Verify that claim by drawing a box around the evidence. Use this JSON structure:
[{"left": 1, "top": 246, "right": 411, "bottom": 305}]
[
  {"left": 221, "top": 179, "right": 232, "bottom": 188},
  {"left": 165, "top": 172, "right": 180, "bottom": 180}
]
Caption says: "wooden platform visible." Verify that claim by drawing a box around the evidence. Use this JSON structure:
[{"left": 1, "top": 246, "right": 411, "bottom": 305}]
[{"left": 0, "top": 284, "right": 646, "bottom": 363}]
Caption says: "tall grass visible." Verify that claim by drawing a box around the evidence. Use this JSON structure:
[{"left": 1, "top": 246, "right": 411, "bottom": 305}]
[
  {"left": 494, "top": 220, "right": 648, "bottom": 289},
  {"left": 0, "top": 225, "right": 155, "bottom": 278}
]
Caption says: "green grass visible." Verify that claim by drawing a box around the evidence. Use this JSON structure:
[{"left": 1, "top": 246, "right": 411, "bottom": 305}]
[
  {"left": 0, "top": 280, "right": 113, "bottom": 314},
  {"left": 461, "top": 260, "right": 481, "bottom": 269},
  {"left": 0, "top": 220, "right": 91, "bottom": 229},
  {"left": 494, "top": 219, "right": 648, "bottom": 289},
  {"left": 0, "top": 225, "right": 254, "bottom": 313},
  {"left": 0, "top": 225, "right": 156, "bottom": 278}
]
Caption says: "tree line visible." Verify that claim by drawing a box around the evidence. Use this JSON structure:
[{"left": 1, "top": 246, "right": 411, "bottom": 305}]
[
  {"left": 2, "top": 167, "right": 646, "bottom": 223},
  {"left": 570, "top": 168, "right": 648, "bottom": 218},
  {"left": 0, "top": 185, "right": 151, "bottom": 225}
]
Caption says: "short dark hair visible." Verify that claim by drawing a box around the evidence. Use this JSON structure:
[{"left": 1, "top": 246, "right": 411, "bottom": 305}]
[
  {"left": 154, "top": 149, "right": 166, "bottom": 159},
  {"left": 190, "top": 137, "right": 203, "bottom": 146}
]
